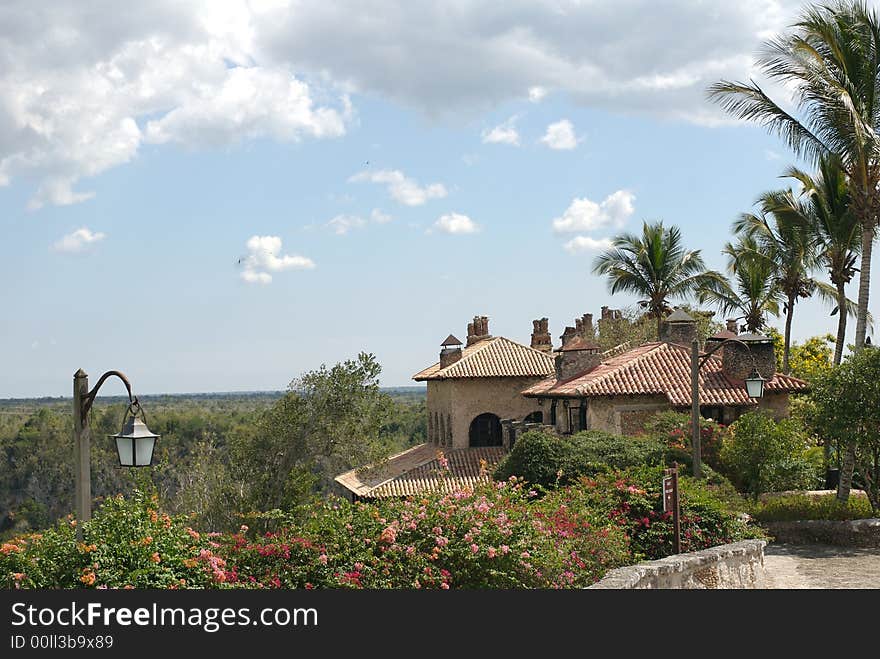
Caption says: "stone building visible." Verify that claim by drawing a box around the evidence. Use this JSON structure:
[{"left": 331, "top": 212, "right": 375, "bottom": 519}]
[
  {"left": 522, "top": 309, "right": 808, "bottom": 435},
  {"left": 334, "top": 308, "right": 809, "bottom": 501}
]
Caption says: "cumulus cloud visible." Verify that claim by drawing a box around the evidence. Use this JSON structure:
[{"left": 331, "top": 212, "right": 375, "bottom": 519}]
[
  {"left": 540, "top": 119, "right": 579, "bottom": 150},
  {"left": 0, "top": 1, "right": 350, "bottom": 209},
  {"left": 349, "top": 169, "right": 447, "bottom": 206},
  {"left": 528, "top": 86, "right": 548, "bottom": 103},
  {"left": 51, "top": 227, "right": 106, "bottom": 253},
  {"left": 563, "top": 236, "right": 613, "bottom": 253},
  {"left": 326, "top": 214, "right": 366, "bottom": 235},
  {"left": 432, "top": 212, "right": 479, "bottom": 235},
  {"left": 552, "top": 190, "right": 635, "bottom": 233},
  {"left": 370, "top": 208, "right": 392, "bottom": 223},
  {"left": 481, "top": 116, "right": 520, "bottom": 146},
  {"left": 240, "top": 235, "right": 315, "bottom": 284}
]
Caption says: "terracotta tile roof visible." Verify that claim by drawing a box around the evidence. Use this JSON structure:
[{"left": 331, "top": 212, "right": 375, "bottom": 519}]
[
  {"left": 413, "top": 336, "right": 556, "bottom": 381},
  {"left": 522, "top": 341, "right": 809, "bottom": 406},
  {"left": 560, "top": 336, "right": 601, "bottom": 351},
  {"left": 334, "top": 444, "right": 505, "bottom": 499}
]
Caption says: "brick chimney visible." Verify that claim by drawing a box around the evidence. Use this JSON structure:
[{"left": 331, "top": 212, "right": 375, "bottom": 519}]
[
  {"left": 726, "top": 319, "right": 740, "bottom": 334},
  {"left": 439, "top": 334, "right": 463, "bottom": 368},
  {"left": 555, "top": 336, "right": 602, "bottom": 381},
  {"left": 530, "top": 318, "right": 552, "bottom": 352},
  {"left": 660, "top": 308, "right": 698, "bottom": 346},
  {"left": 722, "top": 333, "right": 776, "bottom": 382},
  {"left": 466, "top": 315, "right": 491, "bottom": 346}
]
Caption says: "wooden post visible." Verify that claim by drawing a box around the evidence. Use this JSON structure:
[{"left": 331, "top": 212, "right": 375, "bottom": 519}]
[
  {"left": 691, "top": 338, "right": 702, "bottom": 479},
  {"left": 73, "top": 369, "right": 90, "bottom": 540}
]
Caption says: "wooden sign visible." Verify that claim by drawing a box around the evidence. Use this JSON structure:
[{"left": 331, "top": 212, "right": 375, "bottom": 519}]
[{"left": 663, "top": 464, "right": 681, "bottom": 554}]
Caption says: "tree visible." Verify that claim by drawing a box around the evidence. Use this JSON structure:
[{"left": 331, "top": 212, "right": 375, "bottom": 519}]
[
  {"left": 708, "top": 0, "right": 880, "bottom": 354},
  {"left": 767, "top": 156, "right": 862, "bottom": 365},
  {"left": 767, "top": 329, "right": 835, "bottom": 382},
  {"left": 698, "top": 235, "right": 782, "bottom": 333},
  {"left": 810, "top": 346, "right": 880, "bottom": 510},
  {"left": 227, "top": 353, "right": 394, "bottom": 515},
  {"left": 592, "top": 221, "right": 729, "bottom": 339},
  {"left": 733, "top": 197, "right": 820, "bottom": 373}
]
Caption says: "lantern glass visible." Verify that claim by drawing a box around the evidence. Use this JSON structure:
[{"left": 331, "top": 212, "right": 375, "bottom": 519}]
[
  {"left": 745, "top": 369, "right": 765, "bottom": 398},
  {"left": 110, "top": 414, "right": 160, "bottom": 467},
  {"left": 135, "top": 436, "right": 156, "bottom": 466},
  {"left": 116, "top": 436, "right": 134, "bottom": 466}
]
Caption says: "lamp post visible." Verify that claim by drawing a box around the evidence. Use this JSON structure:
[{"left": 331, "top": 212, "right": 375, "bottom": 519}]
[
  {"left": 72, "top": 369, "right": 160, "bottom": 538},
  {"left": 690, "top": 338, "right": 765, "bottom": 478}
]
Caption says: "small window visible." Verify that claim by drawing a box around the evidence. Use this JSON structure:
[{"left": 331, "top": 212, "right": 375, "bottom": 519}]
[{"left": 523, "top": 411, "right": 543, "bottom": 424}]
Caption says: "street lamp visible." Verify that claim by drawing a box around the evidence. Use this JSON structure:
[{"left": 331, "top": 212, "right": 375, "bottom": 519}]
[
  {"left": 690, "top": 338, "right": 765, "bottom": 478},
  {"left": 73, "top": 369, "right": 160, "bottom": 536}
]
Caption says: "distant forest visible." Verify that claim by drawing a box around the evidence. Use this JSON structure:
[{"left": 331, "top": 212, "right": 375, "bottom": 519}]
[{"left": 0, "top": 365, "right": 427, "bottom": 540}]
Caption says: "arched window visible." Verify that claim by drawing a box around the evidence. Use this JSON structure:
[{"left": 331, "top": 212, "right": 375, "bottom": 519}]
[
  {"left": 523, "top": 411, "right": 543, "bottom": 424},
  {"left": 469, "top": 413, "right": 502, "bottom": 447}
]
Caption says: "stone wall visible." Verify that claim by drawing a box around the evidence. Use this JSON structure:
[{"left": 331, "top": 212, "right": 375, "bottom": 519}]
[
  {"left": 588, "top": 540, "right": 767, "bottom": 589},
  {"left": 429, "top": 377, "right": 545, "bottom": 448},
  {"left": 587, "top": 395, "right": 669, "bottom": 435},
  {"left": 763, "top": 519, "right": 880, "bottom": 548}
]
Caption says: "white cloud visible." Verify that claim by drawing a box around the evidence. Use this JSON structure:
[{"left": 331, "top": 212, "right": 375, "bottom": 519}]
[
  {"left": 240, "top": 235, "right": 315, "bottom": 284},
  {"left": 51, "top": 227, "right": 106, "bottom": 253},
  {"left": 432, "top": 212, "right": 479, "bottom": 235},
  {"left": 326, "top": 214, "right": 366, "bottom": 235},
  {"left": 528, "top": 86, "right": 548, "bottom": 103},
  {"left": 540, "top": 119, "right": 579, "bottom": 150},
  {"left": 552, "top": 190, "right": 635, "bottom": 233},
  {"left": 481, "top": 116, "right": 520, "bottom": 146},
  {"left": 349, "top": 169, "right": 447, "bottom": 206},
  {"left": 563, "top": 236, "right": 613, "bottom": 254},
  {"left": 370, "top": 208, "right": 392, "bottom": 223},
  {"left": 764, "top": 149, "right": 781, "bottom": 161}
]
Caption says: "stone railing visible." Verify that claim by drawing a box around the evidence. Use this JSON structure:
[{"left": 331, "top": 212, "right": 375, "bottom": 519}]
[{"left": 588, "top": 540, "right": 767, "bottom": 589}]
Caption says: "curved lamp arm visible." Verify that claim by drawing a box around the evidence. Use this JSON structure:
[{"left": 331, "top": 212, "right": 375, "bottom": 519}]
[
  {"left": 80, "top": 370, "right": 135, "bottom": 423},
  {"left": 696, "top": 338, "right": 761, "bottom": 374}
]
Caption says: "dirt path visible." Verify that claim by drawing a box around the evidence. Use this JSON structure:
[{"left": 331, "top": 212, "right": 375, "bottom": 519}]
[{"left": 763, "top": 543, "right": 880, "bottom": 589}]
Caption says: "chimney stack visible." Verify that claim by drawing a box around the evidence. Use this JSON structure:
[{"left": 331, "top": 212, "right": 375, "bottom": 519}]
[
  {"left": 466, "top": 315, "right": 491, "bottom": 346},
  {"left": 722, "top": 333, "right": 776, "bottom": 382},
  {"left": 660, "top": 308, "right": 698, "bottom": 346},
  {"left": 439, "top": 334, "right": 463, "bottom": 368},
  {"left": 726, "top": 319, "right": 739, "bottom": 334},
  {"left": 530, "top": 318, "right": 552, "bottom": 352},
  {"left": 555, "top": 336, "right": 602, "bottom": 381}
]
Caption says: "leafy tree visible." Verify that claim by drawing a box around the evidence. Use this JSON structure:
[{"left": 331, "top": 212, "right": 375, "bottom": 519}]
[
  {"left": 592, "top": 220, "right": 729, "bottom": 339},
  {"left": 721, "top": 411, "right": 821, "bottom": 500},
  {"left": 698, "top": 235, "right": 782, "bottom": 333},
  {"left": 767, "top": 329, "right": 834, "bottom": 382},
  {"left": 809, "top": 346, "right": 880, "bottom": 509},
  {"left": 709, "top": 0, "right": 880, "bottom": 353},
  {"left": 225, "top": 352, "right": 394, "bottom": 516}
]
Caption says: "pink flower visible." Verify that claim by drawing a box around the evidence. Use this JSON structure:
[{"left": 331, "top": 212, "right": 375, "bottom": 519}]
[
  {"left": 470, "top": 544, "right": 479, "bottom": 554},
  {"left": 318, "top": 554, "right": 328, "bottom": 565},
  {"left": 500, "top": 545, "right": 510, "bottom": 554},
  {"left": 521, "top": 551, "right": 530, "bottom": 559},
  {"left": 406, "top": 546, "right": 416, "bottom": 556},
  {"left": 440, "top": 582, "right": 450, "bottom": 590},
  {"left": 435, "top": 536, "right": 449, "bottom": 547},
  {"left": 379, "top": 525, "right": 397, "bottom": 544},
  {"left": 487, "top": 547, "right": 496, "bottom": 559}
]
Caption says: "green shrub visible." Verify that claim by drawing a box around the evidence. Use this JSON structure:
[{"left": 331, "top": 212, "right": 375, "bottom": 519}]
[
  {"left": 720, "top": 411, "right": 822, "bottom": 500},
  {"left": 643, "top": 411, "right": 729, "bottom": 470},
  {"left": 751, "top": 493, "right": 874, "bottom": 522},
  {"left": 493, "top": 430, "right": 667, "bottom": 488}
]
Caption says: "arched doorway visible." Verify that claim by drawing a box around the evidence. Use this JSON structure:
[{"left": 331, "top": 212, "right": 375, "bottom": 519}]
[
  {"left": 523, "top": 411, "right": 543, "bottom": 424},
  {"left": 469, "top": 413, "right": 502, "bottom": 447}
]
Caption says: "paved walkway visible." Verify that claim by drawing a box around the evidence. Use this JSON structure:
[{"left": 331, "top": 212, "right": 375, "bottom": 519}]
[{"left": 763, "top": 543, "right": 880, "bottom": 589}]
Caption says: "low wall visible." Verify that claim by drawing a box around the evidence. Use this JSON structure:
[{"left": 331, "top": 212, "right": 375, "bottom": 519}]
[
  {"left": 588, "top": 540, "right": 767, "bottom": 589},
  {"left": 763, "top": 519, "right": 880, "bottom": 548}
]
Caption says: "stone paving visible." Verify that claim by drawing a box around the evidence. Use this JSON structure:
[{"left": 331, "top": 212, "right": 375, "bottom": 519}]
[{"left": 763, "top": 543, "right": 880, "bottom": 589}]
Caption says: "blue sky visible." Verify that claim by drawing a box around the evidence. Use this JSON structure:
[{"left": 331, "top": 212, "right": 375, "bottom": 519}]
[{"left": 1, "top": 0, "right": 878, "bottom": 397}]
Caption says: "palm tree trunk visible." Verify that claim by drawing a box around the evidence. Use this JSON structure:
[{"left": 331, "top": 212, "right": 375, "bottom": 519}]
[
  {"left": 782, "top": 294, "right": 795, "bottom": 374},
  {"left": 853, "top": 222, "right": 875, "bottom": 350},
  {"left": 656, "top": 313, "right": 663, "bottom": 341},
  {"left": 834, "top": 280, "right": 847, "bottom": 366}
]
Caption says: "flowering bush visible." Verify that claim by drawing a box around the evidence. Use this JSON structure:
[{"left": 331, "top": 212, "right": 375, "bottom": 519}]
[{"left": 643, "top": 411, "right": 729, "bottom": 471}]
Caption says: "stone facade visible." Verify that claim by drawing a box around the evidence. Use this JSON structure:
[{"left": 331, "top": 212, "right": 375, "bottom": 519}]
[
  {"left": 426, "top": 377, "right": 544, "bottom": 449},
  {"left": 722, "top": 338, "right": 776, "bottom": 381},
  {"left": 530, "top": 318, "right": 553, "bottom": 353}
]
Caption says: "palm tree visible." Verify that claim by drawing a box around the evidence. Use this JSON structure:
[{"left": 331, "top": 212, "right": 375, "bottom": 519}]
[
  {"left": 732, "top": 201, "right": 820, "bottom": 374},
  {"left": 697, "top": 236, "right": 783, "bottom": 333},
  {"left": 592, "top": 221, "right": 729, "bottom": 339},
  {"left": 708, "top": 1, "right": 880, "bottom": 357},
  {"left": 767, "top": 156, "right": 862, "bottom": 365}
]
